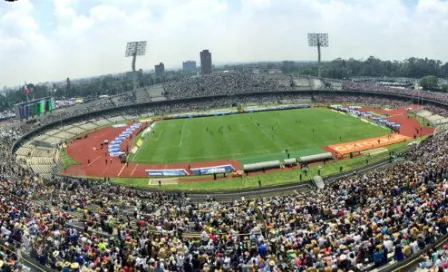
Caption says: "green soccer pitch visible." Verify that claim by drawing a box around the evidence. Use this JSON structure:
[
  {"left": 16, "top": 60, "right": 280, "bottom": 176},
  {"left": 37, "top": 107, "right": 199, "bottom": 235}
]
[{"left": 129, "top": 107, "right": 390, "bottom": 165}]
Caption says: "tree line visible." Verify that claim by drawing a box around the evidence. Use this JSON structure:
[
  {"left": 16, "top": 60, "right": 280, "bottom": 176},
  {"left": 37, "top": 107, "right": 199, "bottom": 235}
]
[{"left": 284, "top": 56, "right": 448, "bottom": 81}]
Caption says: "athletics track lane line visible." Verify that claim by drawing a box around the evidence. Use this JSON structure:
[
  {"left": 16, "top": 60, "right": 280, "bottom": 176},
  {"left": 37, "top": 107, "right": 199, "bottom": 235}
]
[
  {"left": 88, "top": 155, "right": 102, "bottom": 166},
  {"left": 117, "top": 163, "right": 127, "bottom": 177},
  {"left": 130, "top": 164, "right": 139, "bottom": 176}
]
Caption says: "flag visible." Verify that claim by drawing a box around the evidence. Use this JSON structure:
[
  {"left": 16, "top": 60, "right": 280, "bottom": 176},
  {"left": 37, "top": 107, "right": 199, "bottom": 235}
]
[{"left": 23, "top": 85, "right": 30, "bottom": 95}]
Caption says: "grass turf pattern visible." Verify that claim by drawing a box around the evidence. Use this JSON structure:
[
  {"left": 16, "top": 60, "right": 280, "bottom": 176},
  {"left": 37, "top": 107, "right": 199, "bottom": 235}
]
[{"left": 129, "top": 108, "right": 390, "bottom": 165}]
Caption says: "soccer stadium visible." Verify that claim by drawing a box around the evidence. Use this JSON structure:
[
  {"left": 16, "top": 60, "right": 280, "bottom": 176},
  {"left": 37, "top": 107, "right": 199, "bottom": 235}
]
[
  {"left": 4, "top": 74, "right": 448, "bottom": 271},
  {"left": 39, "top": 91, "right": 426, "bottom": 192},
  {"left": 3, "top": 1, "right": 448, "bottom": 270},
  {"left": 14, "top": 78, "right": 435, "bottom": 190}
]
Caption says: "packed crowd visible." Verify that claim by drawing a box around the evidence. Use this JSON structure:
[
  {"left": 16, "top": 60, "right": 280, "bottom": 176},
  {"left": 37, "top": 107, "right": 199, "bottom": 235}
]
[
  {"left": 163, "top": 72, "right": 293, "bottom": 99},
  {"left": 342, "top": 82, "right": 448, "bottom": 104},
  {"left": 2, "top": 93, "right": 448, "bottom": 271},
  {"left": 162, "top": 73, "right": 448, "bottom": 106}
]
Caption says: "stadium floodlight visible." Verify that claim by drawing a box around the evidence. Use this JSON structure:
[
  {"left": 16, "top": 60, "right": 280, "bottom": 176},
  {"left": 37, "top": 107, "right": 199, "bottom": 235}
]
[
  {"left": 307, "top": 33, "right": 329, "bottom": 78},
  {"left": 125, "top": 41, "right": 147, "bottom": 92},
  {"left": 125, "top": 41, "right": 147, "bottom": 57}
]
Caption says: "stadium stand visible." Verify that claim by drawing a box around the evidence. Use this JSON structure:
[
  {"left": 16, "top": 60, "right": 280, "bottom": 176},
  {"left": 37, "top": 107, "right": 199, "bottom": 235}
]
[
  {"left": 2, "top": 81, "right": 448, "bottom": 270},
  {"left": 163, "top": 72, "right": 295, "bottom": 99},
  {"left": 342, "top": 82, "right": 448, "bottom": 103}
]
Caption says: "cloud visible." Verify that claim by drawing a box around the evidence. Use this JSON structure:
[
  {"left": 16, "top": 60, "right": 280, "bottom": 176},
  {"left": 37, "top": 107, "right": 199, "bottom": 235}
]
[
  {"left": 0, "top": 0, "right": 40, "bottom": 51},
  {"left": 0, "top": 0, "right": 448, "bottom": 86},
  {"left": 89, "top": 5, "right": 126, "bottom": 22},
  {"left": 0, "top": 0, "right": 53, "bottom": 86}
]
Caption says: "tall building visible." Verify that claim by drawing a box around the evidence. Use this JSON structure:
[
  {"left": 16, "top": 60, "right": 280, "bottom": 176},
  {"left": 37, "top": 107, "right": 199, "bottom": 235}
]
[
  {"left": 200, "top": 50, "right": 212, "bottom": 75},
  {"left": 182, "top": 60, "right": 197, "bottom": 72},
  {"left": 154, "top": 63, "right": 165, "bottom": 77}
]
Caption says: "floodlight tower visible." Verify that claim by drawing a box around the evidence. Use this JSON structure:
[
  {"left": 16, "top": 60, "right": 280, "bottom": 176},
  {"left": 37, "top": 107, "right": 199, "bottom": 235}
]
[
  {"left": 307, "top": 33, "right": 329, "bottom": 78},
  {"left": 125, "top": 41, "right": 147, "bottom": 92}
]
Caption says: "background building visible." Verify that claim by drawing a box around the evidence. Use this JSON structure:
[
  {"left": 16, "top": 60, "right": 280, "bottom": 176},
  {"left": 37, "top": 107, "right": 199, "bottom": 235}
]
[
  {"left": 183, "top": 60, "right": 197, "bottom": 72},
  {"left": 154, "top": 63, "right": 165, "bottom": 77},
  {"left": 200, "top": 50, "right": 212, "bottom": 75}
]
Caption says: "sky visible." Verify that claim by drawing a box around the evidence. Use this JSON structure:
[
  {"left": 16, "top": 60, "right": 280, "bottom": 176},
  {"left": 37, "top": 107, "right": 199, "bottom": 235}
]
[{"left": 1, "top": 0, "right": 448, "bottom": 86}]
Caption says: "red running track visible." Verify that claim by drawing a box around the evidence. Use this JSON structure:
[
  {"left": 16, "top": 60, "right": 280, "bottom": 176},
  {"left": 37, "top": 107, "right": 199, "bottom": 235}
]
[
  {"left": 62, "top": 124, "right": 241, "bottom": 179},
  {"left": 359, "top": 105, "right": 434, "bottom": 137}
]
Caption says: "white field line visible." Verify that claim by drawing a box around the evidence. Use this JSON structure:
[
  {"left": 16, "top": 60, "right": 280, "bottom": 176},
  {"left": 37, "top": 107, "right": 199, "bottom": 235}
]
[
  {"left": 176, "top": 119, "right": 187, "bottom": 147},
  {"left": 245, "top": 115, "right": 284, "bottom": 151}
]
